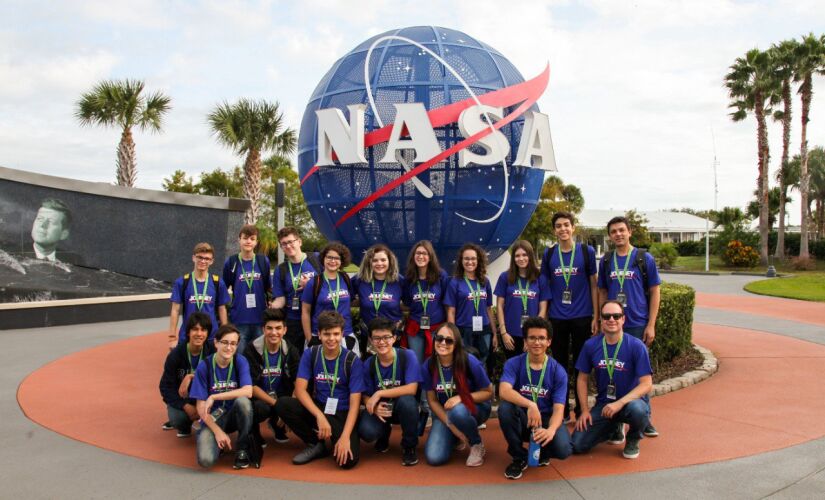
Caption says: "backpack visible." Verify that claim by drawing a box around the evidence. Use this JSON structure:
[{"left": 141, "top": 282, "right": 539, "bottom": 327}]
[
  {"left": 310, "top": 271, "right": 353, "bottom": 319},
  {"left": 600, "top": 248, "right": 650, "bottom": 302},
  {"left": 279, "top": 252, "right": 322, "bottom": 294},
  {"left": 225, "top": 254, "right": 272, "bottom": 303},
  {"left": 180, "top": 273, "right": 221, "bottom": 306},
  {"left": 545, "top": 242, "right": 593, "bottom": 280},
  {"left": 306, "top": 345, "right": 357, "bottom": 398}
]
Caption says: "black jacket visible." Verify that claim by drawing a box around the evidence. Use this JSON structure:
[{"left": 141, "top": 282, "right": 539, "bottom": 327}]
[
  {"left": 243, "top": 336, "right": 300, "bottom": 398},
  {"left": 159, "top": 342, "right": 215, "bottom": 410}
]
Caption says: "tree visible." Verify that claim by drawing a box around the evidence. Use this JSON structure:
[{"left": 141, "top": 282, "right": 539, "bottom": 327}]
[
  {"left": 518, "top": 175, "right": 585, "bottom": 251},
  {"left": 625, "top": 210, "right": 653, "bottom": 248},
  {"left": 747, "top": 187, "right": 787, "bottom": 229},
  {"left": 75, "top": 79, "right": 171, "bottom": 187},
  {"left": 806, "top": 146, "right": 825, "bottom": 240},
  {"left": 711, "top": 206, "right": 749, "bottom": 232},
  {"left": 198, "top": 167, "right": 244, "bottom": 198},
  {"left": 162, "top": 170, "right": 198, "bottom": 194},
  {"left": 208, "top": 99, "right": 296, "bottom": 224},
  {"left": 725, "top": 48, "right": 780, "bottom": 264}
]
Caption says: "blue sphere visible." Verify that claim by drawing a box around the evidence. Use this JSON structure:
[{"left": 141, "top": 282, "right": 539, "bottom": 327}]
[{"left": 298, "top": 25, "right": 545, "bottom": 268}]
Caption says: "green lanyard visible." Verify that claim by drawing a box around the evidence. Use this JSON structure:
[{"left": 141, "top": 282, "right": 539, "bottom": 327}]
[
  {"left": 601, "top": 335, "right": 624, "bottom": 383},
  {"left": 186, "top": 344, "right": 204, "bottom": 374},
  {"left": 191, "top": 277, "right": 207, "bottom": 311},
  {"left": 371, "top": 279, "right": 388, "bottom": 313},
  {"left": 463, "top": 276, "right": 482, "bottom": 315},
  {"left": 525, "top": 354, "right": 548, "bottom": 403},
  {"left": 437, "top": 363, "right": 454, "bottom": 398},
  {"left": 320, "top": 347, "right": 342, "bottom": 394},
  {"left": 263, "top": 346, "right": 283, "bottom": 391},
  {"left": 324, "top": 273, "right": 341, "bottom": 311},
  {"left": 613, "top": 247, "right": 634, "bottom": 292},
  {"left": 238, "top": 253, "right": 257, "bottom": 291},
  {"left": 416, "top": 280, "right": 430, "bottom": 313},
  {"left": 374, "top": 348, "right": 398, "bottom": 390},
  {"left": 211, "top": 355, "right": 234, "bottom": 391},
  {"left": 288, "top": 255, "right": 305, "bottom": 291},
  {"left": 557, "top": 243, "right": 577, "bottom": 289},
  {"left": 517, "top": 277, "right": 530, "bottom": 314}
]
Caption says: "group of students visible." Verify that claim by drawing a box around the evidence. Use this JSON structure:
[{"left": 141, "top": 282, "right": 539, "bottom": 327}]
[{"left": 159, "top": 212, "right": 662, "bottom": 479}]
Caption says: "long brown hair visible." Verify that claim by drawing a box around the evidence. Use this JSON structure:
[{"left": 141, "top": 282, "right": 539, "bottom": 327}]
[
  {"left": 507, "top": 240, "right": 540, "bottom": 285},
  {"left": 405, "top": 240, "right": 441, "bottom": 285},
  {"left": 357, "top": 243, "right": 400, "bottom": 283},
  {"left": 453, "top": 243, "right": 488, "bottom": 285},
  {"left": 427, "top": 323, "right": 477, "bottom": 415}
]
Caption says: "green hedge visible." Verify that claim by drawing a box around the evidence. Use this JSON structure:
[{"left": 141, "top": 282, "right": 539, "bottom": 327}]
[{"left": 650, "top": 281, "right": 695, "bottom": 370}]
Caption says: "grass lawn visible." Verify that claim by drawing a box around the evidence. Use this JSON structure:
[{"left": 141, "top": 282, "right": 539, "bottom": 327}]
[
  {"left": 673, "top": 255, "right": 825, "bottom": 273},
  {"left": 744, "top": 273, "right": 825, "bottom": 302}
]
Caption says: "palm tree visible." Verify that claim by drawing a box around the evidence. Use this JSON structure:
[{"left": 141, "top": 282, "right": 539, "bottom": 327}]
[
  {"left": 807, "top": 147, "right": 825, "bottom": 239},
  {"left": 712, "top": 206, "right": 749, "bottom": 232},
  {"left": 770, "top": 39, "right": 798, "bottom": 259},
  {"left": 725, "top": 48, "right": 780, "bottom": 264},
  {"left": 208, "top": 99, "right": 296, "bottom": 223},
  {"left": 76, "top": 79, "right": 171, "bottom": 187}
]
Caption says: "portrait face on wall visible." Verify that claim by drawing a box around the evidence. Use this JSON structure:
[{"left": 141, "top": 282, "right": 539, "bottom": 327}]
[{"left": 30, "top": 198, "right": 72, "bottom": 261}]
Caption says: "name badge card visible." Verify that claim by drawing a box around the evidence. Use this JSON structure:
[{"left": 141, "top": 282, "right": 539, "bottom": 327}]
[
  {"left": 616, "top": 292, "right": 627, "bottom": 307},
  {"left": 419, "top": 315, "right": 431, "bottom": 330},
  {"left": 606, "top": 382, "right": 617, "bottom": 400},
  {"left": 324, "top": 397, "right": 339, "bottom": 415},
  {"left": 520, "top": 315, "right": 529, "bottom": 327},
  {"left": 562, "top": 289, "right": 573, "bottom": 305},
  {"left": 245, "top": 294, "right": 257, "bottom": 309},
  {"left": 472, "top": 315, "right": 483, "bottom": 332},
  {"left": 291, "top": 295, "right": 301, "bottom": 310}
]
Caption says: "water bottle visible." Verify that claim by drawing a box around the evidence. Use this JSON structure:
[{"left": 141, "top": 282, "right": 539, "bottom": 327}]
[{"left": 527, "top": 429, "right": 541, "bottom": 467}]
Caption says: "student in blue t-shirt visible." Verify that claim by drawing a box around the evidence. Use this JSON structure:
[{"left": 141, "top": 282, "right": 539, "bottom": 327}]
[
  {"left": 498, "top": 317, "right": 572, "bottom": 480},
  {"left": 571, "top": 301, "right": 653, "bottom": 460},
  {"left": 353, "top": 244, "right": 404, "bottom": 357},
  {"left": 301, "top": 242, "right": 357, "bottom": 353},
  {"left": 421, "top": 323, "right": 493, "bottom": 467},
  {"left": 358, "top": 317, "right": 422, "bottom": 466},
  {"left": 168, "top": 242, "right": 230, "bottom": 349},
  {"left": 223, "top": 224, "right": 273, "bottom": 353},
  {"left": 276, "top": 311, "right": 364, "bottom": 468},
  {"left": 495, "top": 240, "right": 550, "bottom": 359},
  {"left": 444, "top": 243, "right": 498, "bottom": 364},
  {"left": 402, "top": 240, "right": 449, "bottom": 363},
  {"left": 189, "top": 324, "right": 254, "bottom": 470}
]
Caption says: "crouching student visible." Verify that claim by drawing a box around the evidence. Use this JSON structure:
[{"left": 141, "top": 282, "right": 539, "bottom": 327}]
[
  {"left": 160, "top": 312, "right": 216, "bottom": 437},
  {"left": 358, "top": 317, "right": 423, "bottom": 466},
  {"left": 422, "top": 323, "right": 493, "bottom": 467},
  {"left": 189, "top": 324, "right": 254, "bottom": 469},
  {"left": 498, "top": 317, "right": 572, "bottom": 480},
  {"left": 276, "top": 311, "right": 364, "bottom": 468},
  {"left": 243, "top": 308, "right": 299, "bottom": 446}
]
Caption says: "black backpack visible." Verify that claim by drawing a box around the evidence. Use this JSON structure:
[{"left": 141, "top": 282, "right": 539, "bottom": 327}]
[
  {"left": 600, "top": 248, "right": 650, "bottom": 302},
  {"left": 180, "top": 273, "right": 221, "bottom": 304},
  {"left": 545, "top": 242, "right": 593, "bottom": 280},
  {"left": 306, "top": 345, "right": 357, "bottom": 398},
  {"left": 279, "top": 252, "right": 322, "bottom": 293}
]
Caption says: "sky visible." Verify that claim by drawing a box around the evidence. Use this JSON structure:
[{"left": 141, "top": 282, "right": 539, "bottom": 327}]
[{"left": 2, "top": 0, "right": 824, "bottom": 224}]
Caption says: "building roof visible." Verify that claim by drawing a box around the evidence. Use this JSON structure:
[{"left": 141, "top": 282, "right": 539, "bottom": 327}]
[{"left": 578, "top": 209, "right": 718, "bottom": 233}]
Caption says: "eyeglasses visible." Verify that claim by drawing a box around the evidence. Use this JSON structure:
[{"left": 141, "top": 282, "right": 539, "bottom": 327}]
[
  {"left": 325, "top": 255, "right": 341, "bottom": 261},
  {"left": 601, "top": 313, "right": 624, "bottom": 320},
  {"left": 194, "top": 256, "right": 213, "bottom": 262},
  {"left": 434, "top": 335, "right": 455, "bottom": 345},
  {"left": 217, "top": 339, "right": 239, "bottom": 348},
  {"left": 462, "top": 257, "right": 477, "bottom": 262},
  {"left": 371, "top": 335, "right": 394, "bottom": 344},
  {"left": 279, "top": 238, "right": 299, "bottom": 248},
  {"left": 414, "top": 251, "right": 429, "bottom": 256},
  {"left": 526, "top": 336, "right": 548, "bottom": 343}
]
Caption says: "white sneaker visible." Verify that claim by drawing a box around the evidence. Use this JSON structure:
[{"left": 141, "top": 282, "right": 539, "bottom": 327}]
[{"left": 466, "top": 443, "right": 486, "bottom": 467}]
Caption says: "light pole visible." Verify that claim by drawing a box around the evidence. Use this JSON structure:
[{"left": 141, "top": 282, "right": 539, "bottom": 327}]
[{"left": 706, "top": 128, "right": 719, "bottom": 272}]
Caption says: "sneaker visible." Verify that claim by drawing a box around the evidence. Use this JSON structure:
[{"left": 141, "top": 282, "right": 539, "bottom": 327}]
[
  {"left": 477, "top": 423, "right": 487, "bottom": 430},
  {"left": 273, "top": 425, "right": 290, "bottom": 443},
  {"left": 607, "top": 424, "right": 625, "bottom": 445},
  {"left": 466, "top": 443, "right": 486, "bottom": 467},
  {"left": 538, "top": 455, "right": 551, "bottom": 467},
  {"left": 233, "top": 450, "right": 251, "bottom": 469},
  {"left": 176, "top": 428, "right": 192, "bottom": 438},
  {"left": 623, "top": 438, "right": 640, "bottom": 459},
  {"left": 643, "top": 423, "right": 659, "bottom": 437},
  {"left": 374, "top": 435, "right": 390, "bottom": 453},
  {"left": 161, "top": 421, "right": 174, "bottom": 431},
  {"left": 292, "top": 442, "right": 327, "bottom": 465},
  {"left": 402, "top": 447, "right": 419, "bottom": 466},
  {"left": 504, "top": 459, "right": 527, "bottom": 480}
]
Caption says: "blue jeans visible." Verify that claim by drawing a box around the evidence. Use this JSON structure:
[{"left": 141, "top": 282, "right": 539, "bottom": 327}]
[
  {"left": 424, "top": 401, "right": 491, "bottom": 466},
  {"left": 571, "top": 399, "right": 650, "bottom": 454},
  {"left": 619, "top": 326, "right": 652, "bottom": 419},
  {"left": 407, "top": 334, "right": 426, "bottom": 364},
  {"left": 196, "top": 397, "right": 253, "bottom": 468},
  {"left": 167, "top": 404, "right": 193, "bottom": 433},
  {"left": 236, "top": 324, "right": 262, "bottom": 354},
  {"left": 497, "top": 401, "right": 572, "bottom": 462},
  {"left": 459, "top": 325, "right": 492, "bottom": 365},
  {"left": 358, "top": 395, "right": 420, "bottom": 449}
]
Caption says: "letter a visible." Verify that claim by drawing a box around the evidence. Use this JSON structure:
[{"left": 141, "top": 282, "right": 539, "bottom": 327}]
[
  {"left": 513, "top": 111, "right": 557, "bottom": 170},
  {"left": 378, "top": 103, "right": 441, "bottom": 164}
]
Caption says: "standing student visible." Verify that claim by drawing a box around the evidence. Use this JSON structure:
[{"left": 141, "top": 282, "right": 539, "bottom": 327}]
[
  {"left": 301, "top": 242, "right": 356, "bottom": 352},
  {"left": 444, "top": 243, "right": 498, "bottom": 364},
  {"left": 189, "top": 324, "right": 254, "bottom": 470},
  {"left": 498, "top": 317, "right": 572, "bottom": 480},
  {"left": 353, "top": 244, "right": 404, "bottom": 356},
  {"left": 276, "top": 311, "right": 364, "bottom": 468},
  {"left": 421, "top": 323, "right": 493, "bottom": 467},
  {"left": 272, "top": 227, "right": 322, "bottom": 356},
  {"left": 243, "top": 308, "right": 299, "bottom": 446},
  {"left": 358, "top": 317, "right": 422, "bottom": 466},
  {"left": 541, "top": 211, "right": 599, "bottom": 422},
  {"left": 495, "top": 240, "right": 550, "bottom": 359},
  {"left": 168, "top": 242, "right": 230, "bottom": 349},
  {"left": 223, "top": 224, "right": 272, "bottom": 353},
  {"left": 402, "top": 240, "right": 449, "bottom": 363}
]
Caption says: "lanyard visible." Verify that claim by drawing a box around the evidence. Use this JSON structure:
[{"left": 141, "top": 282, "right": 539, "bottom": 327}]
[
  {"left": 238, "top": 253, "right": 257, "bottom": 291},
  {"left": 516, "top": 277, "right": 530, "bottom": 314},
  {"left": 320, "top": 347, "right": 342, "bottom": 394},
  {"left": 211, "top": 355, "right": 234, "bottom": 391},
  {"left": 263, "top": 346, "right": 283, "bottom": 391},
  {"left": 191, "top": 277, "right": 207, "bottom": 311},
  {"left": 288, "top": 255, "right": 305, "bottom": 291},
  {"left": 463, "top": 276, "right": 482, "bottom": 315},
  {"left": 525, "top": 354, "right": 548, "bottom": 403},
  {"left": 186, "top": 344, "right": 204, "bottom": 374},
  {"left": 416, "top": 280, "right": 430, "bottom": 313},
  {"left": 557, "top": 243, "right": 577, "bottom": 289},
  {"left": 601, "top": 335, "right": 624, "bottom": 383},
  {"left": 437, "top": 363, "right": 454, "bottom": 398},
  {"left": 371, "top": 279, "right": 388, "bottom": 313},
  {"left": 613, "top": 248, "right": 634, "bottom": 292},
  {"left": 324, "top": 273, "right": 341, "bottom": 311},
  {"left": 374, "top": 348, "right": 398, "bottom": 390}
]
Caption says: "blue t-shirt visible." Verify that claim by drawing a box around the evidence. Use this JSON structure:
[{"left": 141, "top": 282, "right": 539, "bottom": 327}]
[
  {"left": 353, "top": 277, "right": 404, "bottom": 324},
  {"left": 170, "top": 275, "right": 231, "bottom": 341},
  {"left": 542, "top": 244, "right": 597, "bottom": 320},
  {"left": 501, "top": 353, "right": 567, "bottom": 414},
  {"left": 361, "top": 348, "right": 423, "bottom": 396},
  {"left": 444, "top": 277, "right": 494, "bottom": 328},
  {"left": 273, "top": 256, "right": 320, "bottom": 321},
  {"left": 296, "top": 347, "right": 364, "bottom": 410},
  {"left": 402, "top": 270, "right": 449, "bottom": 324},
  {"left": 256, "top": 349, "right": 285, "bottom": 394},
  {"left": 190, "top": 354, "right": 253, "bottom": 412},
  {"left": 223, "top": 254, "right": 270, "bottom": 326},
  {"left": 300, "top": 273, "right": 354, "bottom": 335},
  {"left": 493, "top": 271, "right": 551, "bottom": 337},
  {"left": 420, "top": 354, "right": 491, "bottom": 406},
  {"left": 597, "top": 249, "right": 662, "bottom": 328},
  {"left": 575, "top": 333, "right": 653, "bottom": 405}
]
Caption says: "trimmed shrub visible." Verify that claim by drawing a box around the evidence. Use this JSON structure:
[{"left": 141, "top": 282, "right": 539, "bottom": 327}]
[
  {"left": 721, "top": 240, "right": 760, "bottom": 267},
  {"left": 675, "top": 240, "right": 705, "bottom": 256},
  {"left": 650, "top": 282, "right": 695, "bottom": 370},
  {"left": 650, "top": 243, "right": 678, "bottom": 269},
  {"left": 812, "top": 240, "right": 825, "bottom": 260}
]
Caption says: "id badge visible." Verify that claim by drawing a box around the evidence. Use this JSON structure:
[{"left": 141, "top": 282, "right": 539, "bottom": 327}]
[
  {"left": 382, "top": 399, "right": 395, "bottom": 413},
  {"left": 419, "top": 315, "right": 431, "bottom": 330},
  {"left": 606, "top": 383, "right": 617, "bottom": 401},
  {"left": 267, "top": 391, "right": 277, "bottom": 399},
  {"left": 616, "top": 292, "right": 627, "bottom": 307},
  {"left": 245, "top": 294, "right": 256, "bottom": 309},
  {"left": 521, "top": 315, "right": 529, "bottom": 327},
  {"left": 324, "top": 397, "right": 339, "bottom": 415},
  {"left": 210, "top": 407, "right": 225, "bottom": 422},
  {"left": 291, "top": 295, "right": 301, "bottom": 311},
  {"left": 562, "top": 289, "right": 573, "bottom": 305},
  {"left": 472, "top": 315, "right": 483, "bottom": 332}
]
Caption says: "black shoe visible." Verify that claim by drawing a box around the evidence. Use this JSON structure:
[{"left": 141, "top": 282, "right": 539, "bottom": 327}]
[
  {"left": 175, "top": 427, "right": 192, "bottom": 438},
  {"left": 292, "top": 442, "right": 327, "bottom": 465},
  {"left": 607, "top": 424, "right": 625, "bottom": 445},
  {"left": 374, "top": 435, "right": 390, "bottom": 453},
  {"left": 233, "top": 450, "right": 251, "bottom": 469},
  {"left": 643, "top": 423, "right": 659, "bottom": 437},
  {"left": 402, "top": 447, "right": 418, "bottom": 466},
  {"left": 504, "top": 459, "right": 528, "bottom": 480},
  {"left": 161, "top": 421, "right": 174, "bottom": 431},
  {"left": 622, "top": 438, "right": 640, "bottom": 459},
  {"left": 538, "top": 455, "right": 551, "bottom": 467},
  {"left": 273, "top": 425, "right": 290, "bottom": 443}
]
